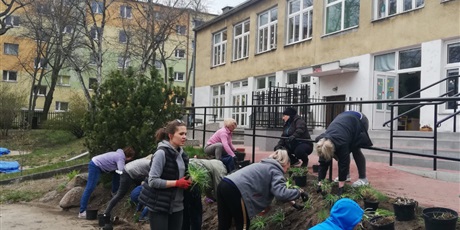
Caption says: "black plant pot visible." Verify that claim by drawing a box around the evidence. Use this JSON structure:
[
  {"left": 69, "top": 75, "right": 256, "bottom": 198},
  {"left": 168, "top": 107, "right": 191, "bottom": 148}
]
[
  {"left": 235, "top": 152, "right": 246, "bottom": 162},
  {"left": 98, "top": 213, "right": 111, "bottom": 227},
  {"left": 393, "top": 202, "right": 417, "bottom": 221},
  {"left": 312, "top": 165, "right": 319, "bottom": 173},
  {"left": 293, "top": 175, "right": 307, "bottom": 187},
  {"left": 86, "top": 209, "right": 98, "bottom": 220},
  {"left": 422, "top": 207, "right": 458, "bottom": 230},
  {"left": 364, "top": 199, "right": 379, "bottom": 212},
  {"left": 369, "top": 216, "right": 395, "bottom": 230}
]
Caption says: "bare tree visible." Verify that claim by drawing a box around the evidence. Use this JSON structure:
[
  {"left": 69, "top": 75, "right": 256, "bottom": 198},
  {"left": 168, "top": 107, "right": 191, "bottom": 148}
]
[
  {"left": 0, "top": 0, "right": 29, "bottom": 35},
  {"left": 17, "top": 0, "right": 81, "bottom": 122}
]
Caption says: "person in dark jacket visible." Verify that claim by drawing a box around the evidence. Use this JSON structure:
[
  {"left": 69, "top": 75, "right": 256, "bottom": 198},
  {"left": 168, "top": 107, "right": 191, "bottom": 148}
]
[
  {"left": 216, "top": 149, "right": 304, "bottom": 230},
  {"left": 274, "top": 107, "right": 313, "bottom": 167},
  {"left": 315, "top": 111, "right": 373, "bottom": 195},
  {"left": 139, "top": 119, "right": 191, "bottom": 230},
  {"left": 309, "top": 198, "right": 363, "bottom": 230}
]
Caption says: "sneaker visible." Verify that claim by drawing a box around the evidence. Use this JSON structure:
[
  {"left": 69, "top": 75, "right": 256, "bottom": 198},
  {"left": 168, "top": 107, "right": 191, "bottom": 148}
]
[
  {"left": 334, "top": 176, "right": 351, "bottom": 182},
  {"left": 352, "top": 178, "right": 369, "bottom": 187},
  {"left": 204, "top": 197, "right": 215, "bottom": 204},
  {"left": 78, "top": 211, "right": 86, "bottom": 219},
  {"left": 138, "top": 216, "right": 149, "bottom": 222}
]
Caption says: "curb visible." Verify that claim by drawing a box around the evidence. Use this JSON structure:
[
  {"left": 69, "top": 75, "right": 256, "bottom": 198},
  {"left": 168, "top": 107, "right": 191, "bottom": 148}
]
[{"left": 0, "top": 163, "right": 88, "bottom": 185}]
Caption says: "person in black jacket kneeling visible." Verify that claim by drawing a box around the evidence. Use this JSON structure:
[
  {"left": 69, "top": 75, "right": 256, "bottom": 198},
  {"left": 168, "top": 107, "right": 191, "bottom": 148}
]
[{"left": 274, "top": 107, "right": 313, "bottom": 167}]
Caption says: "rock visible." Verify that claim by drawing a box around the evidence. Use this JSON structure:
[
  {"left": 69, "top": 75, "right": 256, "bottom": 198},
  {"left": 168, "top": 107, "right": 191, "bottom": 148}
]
[
  {"left": 66, "top": 173, "right": 88, "bottom": 189},
  {"left": 59, "top": 186, "right": 84, "bottom": 209},
  {"left": 40, "top": 190, "right": 58, "bottom": 202}
]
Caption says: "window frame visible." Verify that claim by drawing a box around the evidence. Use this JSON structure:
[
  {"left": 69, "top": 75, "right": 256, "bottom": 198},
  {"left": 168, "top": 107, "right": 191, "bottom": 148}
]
[
  {"left": 2, "top": 70, "right": 18, "bottom": 82},
  {"left": 62, "top": 25, "right": 74, "bottom": 34},
  {"left": 34, "top": 58, "right": 47, "bottom": 69},
  {"left": 257, "top": 7, "right": 278, "bottom": 53},
  {"left": 119, "top": 30, "right": 127, "bottom": 43},
  {"left": 176, "top": 25, "right": 186, "bottom": 35},
  {"left": 34, "top": 85, "right": 47, "bottom": 96},
  {"left": 174, "top": 72, "right": 185, "bottom": 81},
  {"left": 443, "top": 40, "right": 460, "bottom": 111},
  {"left": 324, "top": 0, "right": 360, "bottom": 35},
  {"left": 211, "top": 85, "right": 226, "bottom": 119},
  {"left": 212, "top": 30, "right": 227, "bottom": 67},
  {"left": 373, "top": 0, "right": 425, "bottom": 20},
  {"left": 120, "top": 5, "right": 132, "bottom": 19},
  {"left": 57, "top": 75, "right": 70, "bottom": 86},
  {"left": 4, "top": 43, "right": 19, "bottom": 56},
  {"left": 232, "top": 20, "right": 250, "bottom": 61},
  {"left": 118, "top": 56, "right": 131, "bottom": 68},
  {"left": 286, "top": 0, "right": 313, "bottom": 45},
  {"left": 90, "top": 27, "right": 101, "bottom": 41},
  {"left": 91, "top": 1, "right": 104, "bottom": 14},
  {"left": 256, "top": 75, "right": 276, "bottom": 91},
  {"left": 175, "top": 49, "right": 186, "bottom": 58},
  {"left": 5, "top": 15, "right": 20, "bottom": 27},
  {"left": 55, "top": 101, "right": 69, "bottom": 112}
]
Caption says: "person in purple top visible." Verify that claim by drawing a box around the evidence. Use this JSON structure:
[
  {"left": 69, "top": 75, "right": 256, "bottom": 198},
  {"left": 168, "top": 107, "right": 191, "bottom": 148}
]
[
  {"left": 204, "top": 118, "right": 237, "bottom": 160},
  {"left": 78, "top": 147, "right": 135, "bottom": 219}
]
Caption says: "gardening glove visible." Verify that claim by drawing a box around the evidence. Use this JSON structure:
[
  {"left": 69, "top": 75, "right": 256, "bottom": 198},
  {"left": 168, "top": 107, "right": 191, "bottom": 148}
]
[
  {"left": 337, "top": 187, "right": 344, "bottom": 196},
  {"left": 287, "top": 135, "right": 296, "bottom": 143},
  {"left": 175, "top": 177, "right": 192, "bottom": 189},
  {"left": 300, "top": 192, "right": 309, "bottom": 202},
  {"left": 316, "top": 186, "right": 322, "bottom": 194}
]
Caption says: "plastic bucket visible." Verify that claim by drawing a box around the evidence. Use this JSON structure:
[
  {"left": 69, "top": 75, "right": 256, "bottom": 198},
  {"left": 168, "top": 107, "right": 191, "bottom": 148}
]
[
  {"left": 98, "top": 213, "right": 111, "bottom": 227},
  {"left": 422, "top": 207, "right": 458, "bottom": 230},
  {"left": 364, "top": 199, "right": 379, "bottom": 212},
  {"left": 86, "top": 209, "right": 98, "bottom": 220},
  {"left": 393, "top": 202, "right": 416, "bottom": 221},
  {"left": 369, "top": 216, "right": 395, "bottom": 230},
  {"left": 293, "top": 175, "right": 307, "bottom": 187}
]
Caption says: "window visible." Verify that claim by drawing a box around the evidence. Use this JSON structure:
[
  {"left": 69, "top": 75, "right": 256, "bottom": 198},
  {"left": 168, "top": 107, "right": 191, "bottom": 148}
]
[
  {"left": 287, "top": 0, "right": 313, "bottom": 44},
  {"left": 374, "top": 0, "right": 424, "bottom": 20},
  {"left": 154, "top": 60, "right": 162, "bottom": 69},
  {"left": 399, "top": 48, "right": 421, "bottom": 69},
  {"left": 233, "top": 20, "right": 250, "bottom": 61},
  {"left": 445, "top": 42, "right": 460, "bottom": 110},
  {"left": 2, "top": 70, "right": 17, "bottom": 82},
  {"left": 174, "top": 97, "right": 184, "bottom": 104},
  {"left": 300, "top": 75, "right": 311, "bottom": 84},
  {"left": 120, "top": 5, "right": 132, "bottom": 18},
  {"left": 63, "top": 25, "right": 74, "bottom": 34},
  {"left": 89, "top": 78, "right": 97, "bottom": 90},
  {"left": 176, "top": 25, "right": 186, "bottom": 35},
  {"left": 57, "top": 75, "right": 70, "bottom": 86},
  {"left": 212, "top": 30, "right": 227, "bottom": 66},
  {"left": 256, "top": 76, "right": 275, "bottom": 90},
  {"left": 118, "top": 56, "right": 130, "bottom": 68},
  {"left": 175, "top": 49, "right": 185, "bottom": 58},
  {"left": 55, "top": 101, "right": 69, "bottom": 112},
  {"left": 34, "top": 58, "right": 47, "bottom": 69},
  {"left": 119, "top": 30, "right": 127, "bottom": 43},
  {"left": 212, "top": 85, "right": 225, "bottom": 119},
  {"left": 91, "top": 1, "right": 104, "bottom": 14},
  {"left": 232, "top": 80, "right": 248, "bottom": 89},
  {"left": 5, "top": 15, "right": 20, "bottom": 27},
  {"left": 325, "top": 0, "right": 360, "bottom": 35},
  {"left": 4, "top": 43, "right": 19, "bottom": 55},
  {"left": 193, "top": 19, "right": 204, "bottom": 28},
  {"left": 90, "top": 27, "right": 101, "bottom": 40},
  {"left": 287, "top": 72, "right": 298, "bottom": 85},
  {"left": 174, "top": 72, "right": 185, "bottom": 81},
  {"left": 258, "top": 8, "right": 278, "bottom": 53},
  {"left": 34, "top": 85, "right": 47, "bottom": 96}
]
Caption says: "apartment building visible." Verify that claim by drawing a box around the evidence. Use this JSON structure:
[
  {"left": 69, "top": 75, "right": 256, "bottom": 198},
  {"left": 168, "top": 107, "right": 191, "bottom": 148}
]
[
  {"left": 194, "top": 0, "right": 459, "bottom": 131},
  {"left": 0, "top": 0, "right": 214, "bottom": 116}
]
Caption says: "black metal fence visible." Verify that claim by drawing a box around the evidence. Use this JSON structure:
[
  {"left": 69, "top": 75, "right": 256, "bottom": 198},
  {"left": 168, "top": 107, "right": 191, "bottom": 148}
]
[{"left": 11, "top": 111, "right": 66, "bottom": 129}]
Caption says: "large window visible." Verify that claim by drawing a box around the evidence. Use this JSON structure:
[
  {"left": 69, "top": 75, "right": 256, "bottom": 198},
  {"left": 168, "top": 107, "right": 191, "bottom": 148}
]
[
  {"left": 325, "top": 0, "right": 360, "bottom": 35},
  {"left": 4, "top": 43, "right": 19, "bottom": 55},
  {"left": 287, "top": 0, "right": 313, "bottom": 44},
  {"left": 34, "top": 85, "right": 47, "bottom": 96},
  {"left": 287, "top": 72, "right": 298, "bottom": 85},
  {"left": 212, "top": 30, "right": 227, "bottom": 66},
  {"left": 374, "top": 0, "right": 424, "bottom": 19},
  {"left": 174, "top": 72, "right": 185, "bottom": 81},
  {"left": 91, "top": 1, "right": 104, "bottom": 14},
  {"left": 445, "top": 41, "right": 460, "bottom": 110},
  {"left": 258, "top": 8, "right": 278, "bottom": 53},
  {"left": 399, "top": 48, "right": 421, "bottom": 70},
  {"left": 2, "top": 70, "right": 17, "bottom": 82},
  {"left": 120, "top": 5, "right": 132, "bottom": 19},
  {"left": 212, "top": 85, "right": 225, "bottom": 119},
  {"left": 233, "top": 20, "right": 250, "bottom": 61},
  {"left": 256, "top": 76, "right": 276, "bottom": 90},
  {"left": 55, "top": 101, "right": 69, "bottom": 112},
  {"left": 5, "top": 15, "right": 20, "bottom": 27}
]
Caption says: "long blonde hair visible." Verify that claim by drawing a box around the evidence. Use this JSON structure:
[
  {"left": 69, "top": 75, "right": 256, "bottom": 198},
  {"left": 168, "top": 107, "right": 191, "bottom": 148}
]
[
  {"left": 268, "top": 149, "right": 290, "bottom": 167},
  {"left": 316, "top": 138, "right": 335, "bottom": 161}
]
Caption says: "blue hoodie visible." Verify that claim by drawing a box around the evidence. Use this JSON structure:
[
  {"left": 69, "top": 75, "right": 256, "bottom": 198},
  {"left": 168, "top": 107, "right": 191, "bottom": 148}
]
[{"left": 310, "top": 198, "right": 364, "bottom": 230}]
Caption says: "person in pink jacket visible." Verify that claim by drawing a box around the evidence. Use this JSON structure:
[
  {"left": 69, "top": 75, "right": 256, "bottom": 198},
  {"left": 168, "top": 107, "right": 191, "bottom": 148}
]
[{"left": 204, "top": 118, "right": 237, "bottom": 161}]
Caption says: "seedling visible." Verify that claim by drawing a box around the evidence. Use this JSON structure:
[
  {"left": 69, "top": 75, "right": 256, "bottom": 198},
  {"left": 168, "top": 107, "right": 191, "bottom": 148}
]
[
  {"left": 188, "top": 163, "right": 211, "bottom": 192},
  {"left": 288, "top": 167, "right": 307, "bottom": 177},
  {"left": 286, "top": 177, "right": 300, "bottom": 189},
  {"left": 393, "top": 197, "right": 416, "bottom": 205},
  {"left": 250, "top": 216, "right": 268, "bottom": 230},
  {"left": 269, "top": 209, "right": 285, "bottom": 227},
  {"left": 324, "top": 194, "right": 339, "bottom": 208},
  {"left": 316, "top": 209, "right": 329, "bottom": 223}
]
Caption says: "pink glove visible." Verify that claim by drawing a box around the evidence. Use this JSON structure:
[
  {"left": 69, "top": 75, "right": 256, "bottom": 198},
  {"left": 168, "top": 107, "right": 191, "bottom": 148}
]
[{"left": 175, "top": 177, "right": 192, "bottom": 189}]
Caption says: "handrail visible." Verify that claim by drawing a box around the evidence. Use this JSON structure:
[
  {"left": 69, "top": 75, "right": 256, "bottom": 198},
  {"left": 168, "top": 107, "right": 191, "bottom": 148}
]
[
  {"left": 393, "top": 75, "right": 458, "bottom": 101},
  {"left": 437, "top": 110, "right": 460, "bottom": 127}
]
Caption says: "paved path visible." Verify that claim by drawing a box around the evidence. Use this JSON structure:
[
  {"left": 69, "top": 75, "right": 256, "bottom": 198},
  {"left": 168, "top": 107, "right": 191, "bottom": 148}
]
[{"left": 236, "top": 145, "right": 460, "bottom": 213}]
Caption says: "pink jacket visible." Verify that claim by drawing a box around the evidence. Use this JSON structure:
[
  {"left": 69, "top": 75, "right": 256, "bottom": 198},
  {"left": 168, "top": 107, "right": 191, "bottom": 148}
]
[{"left": 207, "top": 126, "right": 236, "bottom": 157}]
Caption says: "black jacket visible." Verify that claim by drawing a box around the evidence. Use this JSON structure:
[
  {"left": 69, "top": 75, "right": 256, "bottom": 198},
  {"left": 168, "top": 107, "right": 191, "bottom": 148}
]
[
  {"left": 276, "top": 115, "right": 312, "bottom": 150},
  {"left": 139, "top": 146, "right": 189, "bottom": 213}
]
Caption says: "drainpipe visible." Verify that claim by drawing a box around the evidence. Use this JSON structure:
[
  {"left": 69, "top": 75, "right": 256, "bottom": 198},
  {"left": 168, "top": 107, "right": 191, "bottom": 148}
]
[{"left": 192, "top": 28, "right": 197, "bottom": 106}]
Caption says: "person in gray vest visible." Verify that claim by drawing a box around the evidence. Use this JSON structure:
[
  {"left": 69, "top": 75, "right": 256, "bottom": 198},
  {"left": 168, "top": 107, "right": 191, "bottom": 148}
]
[
  {"left": 315, "top": 111, "right": 373, "bottom": 195},
  {"left": 139, "top": 119, "right": 191, "bottom": 230}
]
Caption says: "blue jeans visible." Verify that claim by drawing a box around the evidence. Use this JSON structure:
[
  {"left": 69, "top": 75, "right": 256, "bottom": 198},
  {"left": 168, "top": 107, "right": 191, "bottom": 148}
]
[{"left": 80, "top": 161, "right": 101, "bottom": 213}]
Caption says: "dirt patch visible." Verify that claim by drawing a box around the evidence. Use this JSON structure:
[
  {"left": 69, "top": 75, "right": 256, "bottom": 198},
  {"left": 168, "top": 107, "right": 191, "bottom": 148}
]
[{"left": 1, "top": 173, "right": 458, "bottom": 230}]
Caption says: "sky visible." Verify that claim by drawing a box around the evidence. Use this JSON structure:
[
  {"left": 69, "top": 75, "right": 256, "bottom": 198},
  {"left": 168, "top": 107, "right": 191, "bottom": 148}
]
[{"left": 207, "top": 0, "right": 248, "bottom": 14}]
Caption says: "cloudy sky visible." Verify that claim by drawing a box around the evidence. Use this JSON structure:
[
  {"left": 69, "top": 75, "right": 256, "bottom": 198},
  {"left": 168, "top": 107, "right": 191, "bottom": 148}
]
[{"left": 207, "top": 0, "right": 248, "bottom": 14}]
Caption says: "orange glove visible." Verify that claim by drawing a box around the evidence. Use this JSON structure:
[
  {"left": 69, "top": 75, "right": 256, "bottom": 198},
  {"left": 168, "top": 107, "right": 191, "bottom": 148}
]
[{"left": 175, "top": 177, "right": 192, "bottom": 189}]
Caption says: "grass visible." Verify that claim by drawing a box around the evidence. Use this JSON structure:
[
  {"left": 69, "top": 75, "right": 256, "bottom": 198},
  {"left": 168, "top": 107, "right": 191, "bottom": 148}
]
[
  {"left": 269, "top": 209, "right": 285, "bottom": 227},
  {"left": 184, "top": 146, "right": 207, "bottom": 158},
  {"left": 0, "top": 129, "right": 88, "bottom": 181},
  {"left": 0, "top": 190, "right": 43, "bottom": 203},
  {"left": 250, "top": 216, "right": 268, "bottom": 230},
  {"left": 188, "top": 162, "right": 211, "bottom": 192}
]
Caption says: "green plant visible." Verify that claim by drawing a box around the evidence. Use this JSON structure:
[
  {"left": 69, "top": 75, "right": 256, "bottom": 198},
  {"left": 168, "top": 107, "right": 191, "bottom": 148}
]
[
  {"left": 393, "top": 197, "right": 416, "bottom": 205},
  {"left": 0, "top": 190, "right": 42, "bottom": 203},
  {"left": 364, "top": 208, "right": 394, "bottom": 221},
  {"left": 316, "top": 209, "right": 329, "bottom": 223},
  {"left": 288, "top": 167, "right": 307, "bottom": 177},
  {"left": 188, "top": 163, "right": 211, "bottom": 192},
  {"left": 57, "top": 182, "right": 67, "bottom": 192},
  {"left": 324, "top": 194, "right": 339, "bottom": 208},
  {"left": 269, "top": 209, "right": 285, "bottom": 227},
  {"left": 319, "top": 179, "right": 333, "bottom": 194},
  {"left": 184, "top": 146, "right": 207, "bottom": 158},
  {"left": 250, "top": 216, "right": 268, "bottom": 230},
  {"left": 303, "top": 196, "right": 313, "bottom": 210},
  {"left": 286, "top": 177, "right": 300, "bottom": 189},
  {"left": 66, "top": 170, "right": 80, "bottom": 181}
]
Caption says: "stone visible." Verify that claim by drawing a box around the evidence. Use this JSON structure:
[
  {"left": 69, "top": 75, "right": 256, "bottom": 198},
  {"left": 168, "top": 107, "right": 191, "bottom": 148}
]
[{"left": 59, "top": 186, "right": 84, "bottom": 209}]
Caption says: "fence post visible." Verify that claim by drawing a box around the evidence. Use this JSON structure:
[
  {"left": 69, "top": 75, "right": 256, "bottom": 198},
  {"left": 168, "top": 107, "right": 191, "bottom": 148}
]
[
  {"left": 390, "top": 106, "right": 394, "bottom": 166},
  {"left": 202, "top": 108, "right": 207, "bottom": 148},
  {"left": 433, "top": 105, "right": 438, "bottom": 171},
  {"left": 252, "top": 105, "right": 257, "bottom": 164}
]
